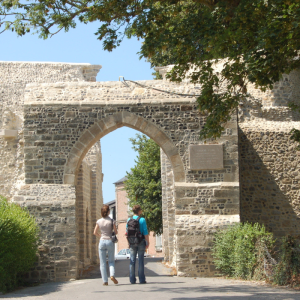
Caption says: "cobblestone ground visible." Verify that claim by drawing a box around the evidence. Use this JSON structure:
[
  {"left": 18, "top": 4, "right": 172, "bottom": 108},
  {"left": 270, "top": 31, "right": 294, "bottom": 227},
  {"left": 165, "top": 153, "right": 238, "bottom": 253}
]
[{"left": 1, "top": 258, "right": 300, "bottom": 300}]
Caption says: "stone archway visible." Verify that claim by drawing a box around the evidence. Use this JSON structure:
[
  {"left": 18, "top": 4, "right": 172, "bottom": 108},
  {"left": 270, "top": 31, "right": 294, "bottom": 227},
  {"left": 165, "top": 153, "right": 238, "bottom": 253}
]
[
  {"left": 64, "top": 112, "right": 184, "bottom": 272},
  {"left": 13, "top": 80, "right": 240, "bottom": 281},
  {"left": 63, "top": 111, "right": 185, "bottom": 185},
  {"left": 5, "top": 60, "right": 300, "bottom": 284}
]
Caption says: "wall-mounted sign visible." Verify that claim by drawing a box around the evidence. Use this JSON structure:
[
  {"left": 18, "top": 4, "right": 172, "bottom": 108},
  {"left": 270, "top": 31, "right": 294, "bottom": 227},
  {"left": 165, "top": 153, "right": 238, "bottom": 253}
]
[{"left": 189, "top": 144, "right": 223, "bottom": 170}]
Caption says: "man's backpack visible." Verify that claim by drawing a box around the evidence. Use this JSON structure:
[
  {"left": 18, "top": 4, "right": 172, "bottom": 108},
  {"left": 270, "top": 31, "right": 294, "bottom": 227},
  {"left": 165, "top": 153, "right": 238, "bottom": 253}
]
[{"left": 127, "top": 217, "right": 144, "bottom": 246}]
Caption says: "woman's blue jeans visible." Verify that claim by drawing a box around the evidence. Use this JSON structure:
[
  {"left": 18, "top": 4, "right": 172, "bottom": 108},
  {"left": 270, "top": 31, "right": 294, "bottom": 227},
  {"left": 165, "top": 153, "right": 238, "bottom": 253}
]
[
  {"left": 99, "top": 239, "right": 115, "bottom": 283},
  {"left": 129, "top": 240, "right": 146, "bottom": 284}
]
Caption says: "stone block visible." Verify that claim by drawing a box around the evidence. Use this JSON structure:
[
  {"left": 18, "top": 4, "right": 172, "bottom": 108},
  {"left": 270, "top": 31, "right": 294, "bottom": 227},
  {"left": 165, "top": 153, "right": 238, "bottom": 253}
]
[
  {"left": 213, "top": 189, "right": 239, "bottom": 198},
  {"left": 88, "top": 123, "right": 102, "bottom": 138},
  {"left": 97, "top": 120, "right": 108, "bottom": 132},
  {"left": 65, "top": 111, "right": 75, "bottom": 118},
  {"left": 26, "top": 160, "right": 39, "bottom": 166},
  {"left": 63, "top": 174, "right": 75, "bottom": 184},
  {"left": 39, "top": 173, "right": 48, "bottom": 179},
  {"left": 78, "top": 130, "right": 94, "bottom": 146},
  {"left": 103, "top": 114, "right": 118, "bottom": 129},
  {"left": 169, "top": 154, "right": 183, "bottom": 169},
  {"left": 153, "top": 130, "right": 170, "bottom": 148},
  {"left": 26, "top": 172, "right": 39, "bottom": 179},
  {"left": 53, "top": 232, "right": 65, "bottom": 238},
  {"left": 53, "top": 135, "right": 66, "bottom": 141},
  {"left": 55, "top": 260, "right": 69, "bottom": 267},
  {"left": 143, "top": 122, "right": 160, "bottom": 138},
  {"left": 161, "top": 140, "right": 179, "bottom": 157},
  {"left": 134, "top": 116, "right": 145, "bottom": 128},
  {"left": 53, "top": 158, "right": 66, "bottom": 166},
  {"left": 181, "top": 105, "right": 193, "bottom": 111},
  {"left": 34, "top": 141, "right": 45, "bottom": 146},
  {"left": 191, "top": 259, "right": 206, "bottom": 264},
  {"left": 45, "top": 166, "right": 56, "bottom": 171}
]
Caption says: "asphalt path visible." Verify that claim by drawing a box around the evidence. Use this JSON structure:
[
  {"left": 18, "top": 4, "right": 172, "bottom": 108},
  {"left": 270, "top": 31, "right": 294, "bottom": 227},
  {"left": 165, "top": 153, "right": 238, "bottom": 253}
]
[{"left": 1, "top": 258, "right": 300, "bottom": 300}]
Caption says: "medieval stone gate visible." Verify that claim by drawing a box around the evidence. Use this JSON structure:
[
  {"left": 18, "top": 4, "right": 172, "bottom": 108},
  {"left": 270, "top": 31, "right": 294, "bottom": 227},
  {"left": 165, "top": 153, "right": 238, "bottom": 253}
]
[
  {"left": 3, "top": 61, "right": 300, "bottom": 283},
  {"left": 9, "top": 73, "right": 239, "bottom": 281}
]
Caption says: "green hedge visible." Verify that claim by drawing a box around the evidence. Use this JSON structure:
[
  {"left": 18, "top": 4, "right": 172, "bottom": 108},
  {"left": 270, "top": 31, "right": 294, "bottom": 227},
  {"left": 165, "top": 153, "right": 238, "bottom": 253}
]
[
  {"left": 0, "top": 196, "right": 39, "bottom": 293},
  {"left": 212, "top": 222, "right": 274, "bottom": 280}
]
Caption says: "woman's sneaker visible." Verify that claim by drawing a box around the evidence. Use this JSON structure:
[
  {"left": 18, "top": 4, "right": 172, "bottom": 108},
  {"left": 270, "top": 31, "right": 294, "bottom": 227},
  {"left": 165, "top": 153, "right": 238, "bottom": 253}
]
[{"left": 110, "top": 276, "right": 118, "bottom": 284}]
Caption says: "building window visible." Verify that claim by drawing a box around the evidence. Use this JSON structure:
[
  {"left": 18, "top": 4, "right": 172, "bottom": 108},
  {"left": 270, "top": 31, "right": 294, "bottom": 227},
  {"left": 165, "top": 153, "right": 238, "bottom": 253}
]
[
  {"left": 155, "top": 234, "right": 162, "bottom": 252},
  {"left": 127, "top": 198, "right": 133, "bottom": 217}
]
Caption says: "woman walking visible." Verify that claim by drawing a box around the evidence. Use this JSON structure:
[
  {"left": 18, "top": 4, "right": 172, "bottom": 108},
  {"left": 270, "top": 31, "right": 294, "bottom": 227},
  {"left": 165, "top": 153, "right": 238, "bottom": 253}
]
[{"left": 93, "top": 204, "right": 118, "bottom": 286}]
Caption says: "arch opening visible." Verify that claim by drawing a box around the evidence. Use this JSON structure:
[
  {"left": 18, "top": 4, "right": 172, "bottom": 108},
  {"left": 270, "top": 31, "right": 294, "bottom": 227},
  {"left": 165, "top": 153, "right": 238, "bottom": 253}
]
[
  {"left": 64, "top": 111, "right": 185, "bottom": 185},
  {"left": 72, "top": 113, "right": 180, "bottom": 276}
]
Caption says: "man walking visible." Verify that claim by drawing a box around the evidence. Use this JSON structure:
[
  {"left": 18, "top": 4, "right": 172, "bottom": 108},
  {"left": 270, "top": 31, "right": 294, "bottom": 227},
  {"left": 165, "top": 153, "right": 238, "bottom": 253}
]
[{"left": 126, "top": 205, "right": 149, "bottom": 284}]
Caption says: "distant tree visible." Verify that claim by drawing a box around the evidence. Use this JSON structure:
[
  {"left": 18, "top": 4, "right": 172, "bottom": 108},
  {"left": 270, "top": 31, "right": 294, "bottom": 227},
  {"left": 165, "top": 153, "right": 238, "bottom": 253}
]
[{"left": 124, "top": 134, "right": 162, "bottom": 235}]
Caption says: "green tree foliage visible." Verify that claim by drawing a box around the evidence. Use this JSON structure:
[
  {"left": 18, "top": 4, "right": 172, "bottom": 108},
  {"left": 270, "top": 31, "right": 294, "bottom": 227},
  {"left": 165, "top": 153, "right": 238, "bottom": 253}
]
[
  {"left": 0, "top": 196, "right": 39, "bottom": 293},
  {"left": 124, "top": 134, "right": 162, "bottom": 235},
  {"left": 1, "top": 0, "right": 300, "bottom": 138},
  {"left": 212, "top": 222, "right": 274, "bottom": 279}
]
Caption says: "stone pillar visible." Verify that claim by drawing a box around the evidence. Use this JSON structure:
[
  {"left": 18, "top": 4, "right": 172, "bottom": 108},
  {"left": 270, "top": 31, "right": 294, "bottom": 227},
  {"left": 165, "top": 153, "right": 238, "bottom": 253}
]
[
  {"left": 161, "top": 149, "right": 176, "bottom": 264},
  {"left": 76, "top": 143, "right": 102, "bottom": 275},
  {"left": 13, "top": 184, "right": 77, "bottom": 282},
  {"left": 174, "top": 183, "right": 240, "bottom": 276},
  {"left": 85, "top": 142, "right": 102, "bottom": 264},
  {"left": 161, "top": 151, "right": 176, "bottom": 266}
]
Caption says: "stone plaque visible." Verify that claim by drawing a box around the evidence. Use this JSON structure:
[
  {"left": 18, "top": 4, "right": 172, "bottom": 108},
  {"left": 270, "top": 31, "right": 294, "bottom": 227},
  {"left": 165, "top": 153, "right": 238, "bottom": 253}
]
[{"left": 189, "top": 144, "right": 223, "bottom": 170}]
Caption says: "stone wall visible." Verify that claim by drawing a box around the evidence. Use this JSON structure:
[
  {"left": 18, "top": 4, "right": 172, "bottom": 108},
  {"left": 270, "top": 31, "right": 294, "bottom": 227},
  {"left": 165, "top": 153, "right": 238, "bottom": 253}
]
[
  {"left": 238, "top": 68, "right": 300, "bottom": 238},
  {"left": 174, "top": 182, "right": 239, "bottom": 276},
  {"left": 0, "top": 61, "right": 101, "bottom": 200},
  {"left": 158, "top": 64, "right": 300, "bottom": 242},
  {"left": 21, "top": 79, "right": 239, "bottom": 278},
  {"left": 2, "top": 60, "right": 241, "bottom": 281},
  {"left": 11, "top": 143, "right": 102, "bottom": 282},
  {"left": 239, "top": 122, "right": 300, "bottom": 237},
  {"left": 1, "top": 61, "right": 102, "bottom": 282},
  {"left": 22, "top": 81, "right": 238, "bottom": 186},
  {"left": 13, "top": 184, "right": 77, "bottom": 282}
]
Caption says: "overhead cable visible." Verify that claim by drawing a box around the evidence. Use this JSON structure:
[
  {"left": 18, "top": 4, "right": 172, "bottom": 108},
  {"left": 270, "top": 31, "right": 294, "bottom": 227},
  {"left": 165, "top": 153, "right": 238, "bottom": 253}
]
[{"left": 118, "top": 76, "right": 201, "bottom": 97}]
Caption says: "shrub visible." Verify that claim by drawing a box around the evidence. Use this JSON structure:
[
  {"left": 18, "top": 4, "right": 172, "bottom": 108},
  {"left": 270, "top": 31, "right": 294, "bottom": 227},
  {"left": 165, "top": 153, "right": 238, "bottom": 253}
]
[
  {"left": 0, "top": 196, "right": 39, "bottom": 293},
  {"left": 272, "top": 235, "right": 300, "bottom": 286},
  {"left": 212, "top": 222, "right": 274, "bottom": 280}
]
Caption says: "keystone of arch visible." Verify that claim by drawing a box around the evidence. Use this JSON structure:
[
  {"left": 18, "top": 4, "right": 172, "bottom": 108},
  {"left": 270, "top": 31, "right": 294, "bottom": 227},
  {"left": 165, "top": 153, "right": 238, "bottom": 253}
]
[{"left": 63, "top": 111, "right": 185, "bottom": 184}]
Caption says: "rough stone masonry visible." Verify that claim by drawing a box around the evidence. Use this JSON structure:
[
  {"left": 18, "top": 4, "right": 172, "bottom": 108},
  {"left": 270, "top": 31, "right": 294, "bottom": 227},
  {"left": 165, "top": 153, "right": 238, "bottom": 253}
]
[{"left": 1, "top": 60, "right": 300, "bottom": 282}]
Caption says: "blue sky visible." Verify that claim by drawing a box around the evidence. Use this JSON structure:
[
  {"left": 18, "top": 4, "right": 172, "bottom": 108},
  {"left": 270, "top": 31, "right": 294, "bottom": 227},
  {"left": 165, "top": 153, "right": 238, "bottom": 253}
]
[{"left": 1, "top": 21, "right": 154, "bottom": 203}]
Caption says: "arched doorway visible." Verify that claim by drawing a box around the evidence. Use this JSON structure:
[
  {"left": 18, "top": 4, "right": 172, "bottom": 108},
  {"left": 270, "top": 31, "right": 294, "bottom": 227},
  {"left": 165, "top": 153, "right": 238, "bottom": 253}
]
[
  {"left": 17, "top": 79, "right": 239, "bottom": 281},
  {"left": 68, "top": 113, "right": 182, "bottom": 276}
]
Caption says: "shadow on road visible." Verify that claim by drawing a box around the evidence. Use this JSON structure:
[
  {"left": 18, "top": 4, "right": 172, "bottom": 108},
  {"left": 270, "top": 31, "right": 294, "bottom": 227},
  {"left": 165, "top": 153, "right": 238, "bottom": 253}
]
[{"left": 84, "top": 257, "right": 172, "bottom": 279}]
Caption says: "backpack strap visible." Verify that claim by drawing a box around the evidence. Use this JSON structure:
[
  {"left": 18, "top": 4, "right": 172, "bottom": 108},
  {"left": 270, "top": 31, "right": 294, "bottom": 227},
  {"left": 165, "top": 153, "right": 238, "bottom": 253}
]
[
  {"left": 110, "top": 218, "right": 114, "bottom": 230},
  {"left": 136, "top": 216, "right": 141, "bottom": 234}
]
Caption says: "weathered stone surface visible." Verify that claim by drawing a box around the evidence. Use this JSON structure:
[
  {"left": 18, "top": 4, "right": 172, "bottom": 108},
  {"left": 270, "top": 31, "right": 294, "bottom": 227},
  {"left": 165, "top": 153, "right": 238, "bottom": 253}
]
[{"left": 239, "top": 125, "right": 300, "bottom": 238}]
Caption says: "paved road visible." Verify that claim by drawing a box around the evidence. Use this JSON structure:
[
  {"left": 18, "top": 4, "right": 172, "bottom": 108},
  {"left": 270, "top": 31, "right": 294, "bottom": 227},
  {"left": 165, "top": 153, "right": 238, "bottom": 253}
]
[{"left": 1, "top": 258, "right": 300, "bottom": 300}]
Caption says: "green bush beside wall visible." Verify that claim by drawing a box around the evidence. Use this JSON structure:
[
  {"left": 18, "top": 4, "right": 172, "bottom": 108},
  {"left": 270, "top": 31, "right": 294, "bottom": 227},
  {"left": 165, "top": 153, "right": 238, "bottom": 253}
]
[
  {"left": 212, "top": 222, "right": 274, "bottom": 280},
  {"left": 0, "top": 196, "right": 39, "bottom": 293}
]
